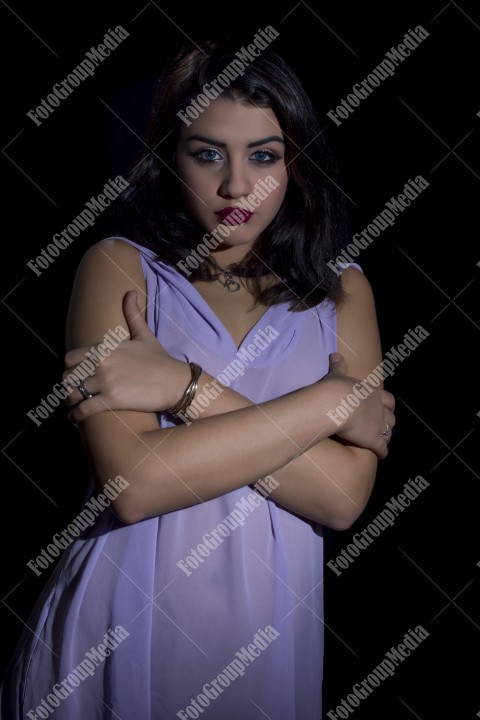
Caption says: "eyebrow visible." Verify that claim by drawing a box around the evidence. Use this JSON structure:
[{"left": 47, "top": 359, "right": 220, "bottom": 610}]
[{"left": 185, "top": 134, "right": 285, "bottom": 148}]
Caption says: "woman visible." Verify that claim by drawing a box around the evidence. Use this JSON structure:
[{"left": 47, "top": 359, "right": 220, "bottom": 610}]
[{"left": 2, "top": 40, "right": 395, "bottom": 719}]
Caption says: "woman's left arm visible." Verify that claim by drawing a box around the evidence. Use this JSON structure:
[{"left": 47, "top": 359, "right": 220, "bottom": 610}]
[{"left": 250, "top": 266, "right": 387, "bottom": 530}]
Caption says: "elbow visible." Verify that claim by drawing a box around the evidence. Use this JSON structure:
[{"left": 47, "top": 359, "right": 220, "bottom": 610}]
[
  {"left": 106, "top": 479, "right": 149, "bottom": 525},
  {"left": 111, "top": 502, "right": 144, "bottom": 526},
  {"left": 107, "top": 471, "right": 173, "bottom": 525},
  {"left": 327, "top": 512, "right": 360, "bottom": 532},
  {"left": 323, "top": 483, "right": 376, "bottom": 531},
  {"left": 89, "top": 471, "right": 144, "bottom": 525},
  {"left": 328, "top": 453, "right": 377, "bottom": 530},
  {"left": 312, "top": 504, "right": 365, "bottom": 531}
]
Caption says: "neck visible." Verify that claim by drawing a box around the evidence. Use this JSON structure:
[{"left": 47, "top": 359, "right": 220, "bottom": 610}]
[{"left": 210, "top": 246, "right": 252, "bottom": 267}]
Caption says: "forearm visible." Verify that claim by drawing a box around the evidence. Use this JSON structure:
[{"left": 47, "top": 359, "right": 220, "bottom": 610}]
[
  {"left": 266, "top": 441, "right": 377, "bottom": 529},
  {"left": 82, "top": 379, "right": 343, "bottom": 524},
  {"left": 183, "top": 376, "right": 377, "bottom": 529}
]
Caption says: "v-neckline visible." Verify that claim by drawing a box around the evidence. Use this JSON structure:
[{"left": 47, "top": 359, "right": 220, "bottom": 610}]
[
  {"left": 185, "top": 277, "right": 275, "bottom": 353},
  {"left": 113, "top": 239, "right": 279, "bottom": 353}
]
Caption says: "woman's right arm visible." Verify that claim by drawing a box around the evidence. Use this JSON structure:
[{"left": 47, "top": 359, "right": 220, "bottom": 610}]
[{"left": 67, "top": 239, "right": 389, "bottom": 525}]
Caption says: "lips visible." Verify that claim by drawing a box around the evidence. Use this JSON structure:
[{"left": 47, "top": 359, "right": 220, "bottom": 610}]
[{"left": 215, "top": 207, "right": 253, "bottom": 225}]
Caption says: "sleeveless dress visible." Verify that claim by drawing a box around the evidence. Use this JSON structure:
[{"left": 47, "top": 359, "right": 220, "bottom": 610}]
[{"left": 1, "top": 237, "right": 358, "bottom": 720}]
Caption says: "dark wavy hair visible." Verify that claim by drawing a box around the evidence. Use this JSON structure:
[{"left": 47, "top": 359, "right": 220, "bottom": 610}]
[{"left": 110, "top": 39, "right": 348, "bottom": 310}]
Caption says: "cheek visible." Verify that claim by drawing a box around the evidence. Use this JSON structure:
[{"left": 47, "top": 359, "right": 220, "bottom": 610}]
[
  {"left": 180, "top": 166, "right": 217, "bottom": 204},
  {"left": 177, "top": 155, "right": 204, "bottom": 187},
  {"left": 264, "top": 165, "right": 288, "bottom": 201},
  {"left": 177, "top": 164, "right": 207, "bottom": 213},
  {"left": 268, "top": 177, "right": 288, "bottom": 215}
]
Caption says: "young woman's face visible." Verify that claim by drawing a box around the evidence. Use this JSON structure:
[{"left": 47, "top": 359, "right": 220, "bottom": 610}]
[{"left": 176, "top": 97, "right": 288, "bottom": 254}]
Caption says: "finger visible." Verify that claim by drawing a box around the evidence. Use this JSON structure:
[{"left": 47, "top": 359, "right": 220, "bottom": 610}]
[
  {"left": 65, "top": 390, "right": 78, "bottom": 407},
  {"left": 385, "top": 410, "right": 396, "bottom": 440},
  {"left": 65, "top": 383, "right": 97, "bottom": 407},
  {"left": 377, "top": 442, "right": 388, "bottom": 459},
  {"left": 328, "top": 352, "right": 346, "bottom": 374},
  {"left": 374, "top": 435, "right": 389, "bottom": 459},
  {"left": 61, "top": 372, "right": 82, "bottom": 397},
  {"left": 123, "top": 290, "right": 152, "bottom": 340},
  {"left": 62, "top": 367, "right": 87, "bottom": 385},
  {"left": 64, "top": 347, "right": 96, "bottom": 368},
  {"left": 381, "top": 390, "right": 396, "bottom": 412},
  {"left": 67, "top": 395, "right": 110, "bottom": 423},
  {"left": 380, "top": 410, "right": 396, "bottom": 444},
  {"left": 387, "top": 409, "right": 396, "bottom": 431},
  {"left": 64, "top": 375, "right": 98, "bottom": 406}
]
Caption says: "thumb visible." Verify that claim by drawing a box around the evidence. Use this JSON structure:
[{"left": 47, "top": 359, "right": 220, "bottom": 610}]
[
  {"left": 123, "top": 290, "right": 153, "bottom": 339},
  {"left": 328, "top": 352, "right": 346, "bottom": 373}
]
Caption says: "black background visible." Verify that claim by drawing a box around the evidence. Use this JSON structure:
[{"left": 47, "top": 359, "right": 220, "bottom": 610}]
[{"left": 1, "top": 1, "right": 479, "bottom": 718}]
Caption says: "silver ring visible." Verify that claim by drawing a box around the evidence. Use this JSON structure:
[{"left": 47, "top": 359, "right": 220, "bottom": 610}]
[
  {"left": 78, "top": 381, "right": 95, "bottom": 400},
  {"left": 380, "top": 423, "right": 389, "bottom": 438}
]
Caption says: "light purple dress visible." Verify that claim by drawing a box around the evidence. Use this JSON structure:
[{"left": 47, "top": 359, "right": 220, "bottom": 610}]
[{"left": 2, "top": 237, "right": 357, "bottom": 719}]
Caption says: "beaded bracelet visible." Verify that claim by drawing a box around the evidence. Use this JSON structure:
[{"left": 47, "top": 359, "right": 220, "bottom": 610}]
[{"left": 167, "top": 362, "right": 202, "bottom": 417}]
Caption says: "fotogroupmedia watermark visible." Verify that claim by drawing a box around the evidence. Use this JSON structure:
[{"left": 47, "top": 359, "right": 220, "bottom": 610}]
[
  {"left": 177, "top": 475, "right": 279, "bottom": 577},
  {"left": 327, "top": 474, "right": 429, "bottom": 576},
  {"left": 327, "top": 25, "right": 430, "bottom": 126},
  {"left": 27, "top": 325, "right": 129, "bottom": 426},
  {"left": 176, "top": 625, "right": 280, "bottom": 719},
  {"left": 176, "top": 176, "right": 280, "bottom": 277},
  {"left": 27, "top": 26, "right": 130, "bottom": 126},
  {"left": 177, "top": 26, "right": 279, "bottom": 126},
  {"left": 326, "top": 625, "right": 430, "bottom": 719},
  {"left": 26, "top": 625, "right": 130, "bottom": 719},
  {"left": 327, "top": 176, "right": 430, "bottom": 275},
  {"left": 176, "top": 325, "right": 280, "bottom": 425},
  {"left": 27, "top": 475, "right": 130, "bottom": 577},
  {"left": 327, "top": 326, "right": 430, "bottom": 426},
  {"left": 27, "top": 176, "right": 130, "bottom": 276}
]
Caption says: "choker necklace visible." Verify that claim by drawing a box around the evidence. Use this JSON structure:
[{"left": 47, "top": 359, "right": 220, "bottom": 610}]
[{"left": 209, "top": 257, "right": 241, "bottom": 292}]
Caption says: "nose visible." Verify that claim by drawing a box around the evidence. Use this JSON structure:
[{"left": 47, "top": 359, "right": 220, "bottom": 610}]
[{"left": 218, "top": 158, "right": 252, "bottom": 200}]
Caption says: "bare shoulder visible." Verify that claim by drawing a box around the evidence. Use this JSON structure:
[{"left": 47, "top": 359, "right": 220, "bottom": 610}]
[
  {"left": 335, "top": 266, "right": 382, "bottom": 378},
  {"left": 72, "top": 237, "right": 146, "bottom": 301},
  {"left": 67, "top": 238, "right": 147, "bottom": 349},
  {"left": 338, "top": 265, "right": 375, "bottom": 305},
  {"left": 80, "top": 237, "right": 144, "bottom": 272}
]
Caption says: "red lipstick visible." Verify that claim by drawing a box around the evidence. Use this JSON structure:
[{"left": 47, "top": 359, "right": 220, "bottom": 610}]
[{"left": 216, "top": 207, "right": 253, "bottom": 225}]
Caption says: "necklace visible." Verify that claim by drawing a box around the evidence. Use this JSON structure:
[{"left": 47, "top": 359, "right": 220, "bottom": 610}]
[{"left": 209, "top": 256, "right": 241, "bottom": 292}]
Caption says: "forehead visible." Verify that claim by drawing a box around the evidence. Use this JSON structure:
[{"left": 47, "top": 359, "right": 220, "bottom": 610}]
[{"left": 178, "top": 97, "right": 283, "bottom": 144}]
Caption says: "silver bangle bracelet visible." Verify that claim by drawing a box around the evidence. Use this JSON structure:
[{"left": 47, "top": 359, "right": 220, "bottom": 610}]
[{"left": 167, "top": 362, "right": 202, "bottom": 417}]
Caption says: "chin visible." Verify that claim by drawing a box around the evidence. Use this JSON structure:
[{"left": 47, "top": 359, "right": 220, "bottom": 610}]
[
  {"left": 216, "top": 232, "right": 259, "bottom": 246},
  {"left": 196, "top": 218, "right": 258, "bottom": 243}
]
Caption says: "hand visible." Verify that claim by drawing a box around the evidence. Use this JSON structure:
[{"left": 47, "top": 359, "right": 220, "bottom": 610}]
[
  {"left": 63, "top": 290, "right": 191, "bottom": 422},
  {"left": 324, "top": 352, "right": 396, "bottom": 459}
]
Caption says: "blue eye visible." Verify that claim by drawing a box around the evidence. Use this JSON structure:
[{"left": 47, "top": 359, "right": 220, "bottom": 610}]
[
  {"left": 189, "top": 148, "right": 223, "bottom": 164},
  {"left": 250, "top": 150, "right": 281, "bottom": 165},
  {"left": 188, "top": 148, "right": 282, "bottom": 166}
]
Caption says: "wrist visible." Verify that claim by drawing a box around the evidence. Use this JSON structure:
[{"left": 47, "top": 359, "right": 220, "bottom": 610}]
[
  {"left": 316, "top": 376, "right": 353, "bottom": 432},
  {"left": 165, "top": 359, "right": 193, "bottom": 411}
]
